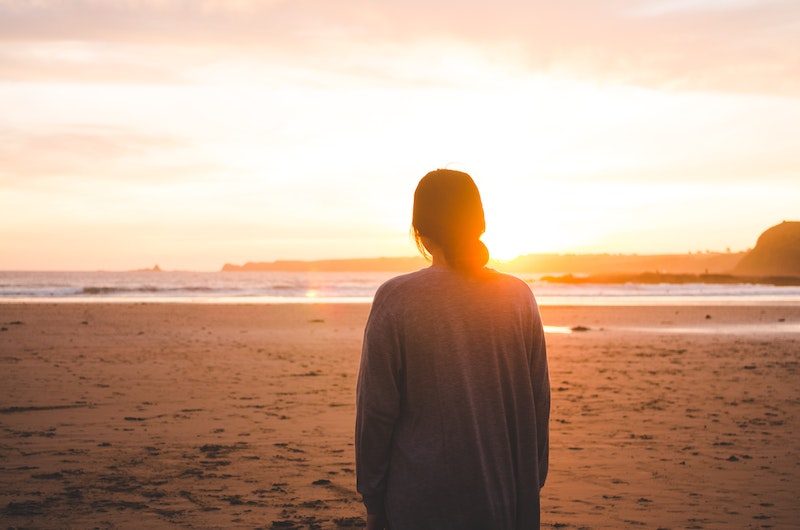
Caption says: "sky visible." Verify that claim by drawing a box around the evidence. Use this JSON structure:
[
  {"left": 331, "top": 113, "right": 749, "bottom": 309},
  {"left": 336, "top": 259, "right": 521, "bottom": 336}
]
[{"left": 1, "top": 0, "right": 799, "bottom": 270}]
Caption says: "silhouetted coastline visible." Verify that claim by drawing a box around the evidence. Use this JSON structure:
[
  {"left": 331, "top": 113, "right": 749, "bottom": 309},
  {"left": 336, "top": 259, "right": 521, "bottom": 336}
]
[
  {"left": 540, "top": 272, "right": 800, "bottom": 286},
  {"left": 222, "top": 222, "right": 799, "bottom": 280},
  {"left": 221, "top": 252, "right": 745, "bottom": 274}
]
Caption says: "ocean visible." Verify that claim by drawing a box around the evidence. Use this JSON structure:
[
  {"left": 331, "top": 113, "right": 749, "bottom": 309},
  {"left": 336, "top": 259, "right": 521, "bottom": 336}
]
[{"left": 1, "top": 270, "right": 799, "bottom": 305}]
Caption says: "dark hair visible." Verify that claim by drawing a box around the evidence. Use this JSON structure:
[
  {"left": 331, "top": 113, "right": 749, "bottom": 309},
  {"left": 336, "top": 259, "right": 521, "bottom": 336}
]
[{"left": 412, "top": 169, "right": 490, "bottom": 273}]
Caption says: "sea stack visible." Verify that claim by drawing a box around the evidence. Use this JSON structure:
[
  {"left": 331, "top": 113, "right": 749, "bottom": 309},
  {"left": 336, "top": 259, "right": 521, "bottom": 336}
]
[{"left": 734, "top": 221, "right": 800, "bottom": 276}]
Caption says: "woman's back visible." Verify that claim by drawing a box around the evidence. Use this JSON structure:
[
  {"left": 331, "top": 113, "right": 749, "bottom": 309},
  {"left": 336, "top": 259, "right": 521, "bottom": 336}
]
[{"left": 356, "top": 265, "right": 550, "bottom": 530}]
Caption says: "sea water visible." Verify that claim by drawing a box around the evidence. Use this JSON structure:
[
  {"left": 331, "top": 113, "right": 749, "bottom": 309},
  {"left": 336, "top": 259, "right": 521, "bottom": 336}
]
[{"left": 1, "top": 270, "right": 799, "bottom": 305}]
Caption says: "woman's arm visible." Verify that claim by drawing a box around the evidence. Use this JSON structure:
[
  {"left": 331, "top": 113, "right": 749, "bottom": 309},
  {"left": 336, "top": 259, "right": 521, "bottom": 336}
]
[
  {"left": 355, "top": 301, "right": 402, "bottom": 518},
  {"left": 530, "top": 296, "right": 551, "bottom": 489}
]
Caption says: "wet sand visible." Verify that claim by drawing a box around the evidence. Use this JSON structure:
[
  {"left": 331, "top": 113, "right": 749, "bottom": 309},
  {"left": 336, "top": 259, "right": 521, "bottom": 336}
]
[{"left": 0, "top": 303, "right": 798, "bottom": 529}]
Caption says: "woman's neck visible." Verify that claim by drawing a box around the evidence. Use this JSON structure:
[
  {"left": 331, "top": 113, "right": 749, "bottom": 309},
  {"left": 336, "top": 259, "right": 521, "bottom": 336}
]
[{"left": 430, "top": 253, "right": 449, "bottom": 269}]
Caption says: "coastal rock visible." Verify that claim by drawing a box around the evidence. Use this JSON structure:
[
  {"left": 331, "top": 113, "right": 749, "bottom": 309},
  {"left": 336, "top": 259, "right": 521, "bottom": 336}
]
[{"left": 734, "top": 221, "right": 800, "bottom": 276}]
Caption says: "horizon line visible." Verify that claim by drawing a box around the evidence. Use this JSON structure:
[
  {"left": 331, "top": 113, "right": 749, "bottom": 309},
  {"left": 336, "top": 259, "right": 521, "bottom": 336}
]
[{"left": 0, "top": 248, "right": 751, "bottom": 273}]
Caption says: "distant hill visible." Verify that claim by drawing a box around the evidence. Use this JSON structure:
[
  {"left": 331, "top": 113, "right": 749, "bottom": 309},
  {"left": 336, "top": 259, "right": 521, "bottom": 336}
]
[
  {"left": 501, "top": 252, "right": 744, "bottom": 274},
  {"left": 734, "top": 221, "right": 800, "bottom": 276},
  {"left": 222, "top": 257, "right": 428, "bottom": 272},
  {"left": 540, "top": 272, "right": 800, "bottom": 286},
  {"left": 131, "top": 264, "right": 162, "bottom": 272},
  {"left": 222, "top": 251, "right": 744, "bottom": 274},
  {"left": 222, "top": 222, "right": 797, "bottom": 280}
]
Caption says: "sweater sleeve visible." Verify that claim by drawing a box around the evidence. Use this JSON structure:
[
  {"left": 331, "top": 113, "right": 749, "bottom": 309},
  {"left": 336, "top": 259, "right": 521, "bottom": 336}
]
[
  {"left": 355, "top": 296, "right": 403, "bottom": 515},
  {"left": 530, "top": 295, "right": 550, "bottom": 489}
]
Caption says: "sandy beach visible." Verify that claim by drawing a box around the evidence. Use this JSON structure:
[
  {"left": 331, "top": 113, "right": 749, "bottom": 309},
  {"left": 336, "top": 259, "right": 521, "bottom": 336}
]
[{"left": 0, "top": 303, "right": 798, "bottom": 529}]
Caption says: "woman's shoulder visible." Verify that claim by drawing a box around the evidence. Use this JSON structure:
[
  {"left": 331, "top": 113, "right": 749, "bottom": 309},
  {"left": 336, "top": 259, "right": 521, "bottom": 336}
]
[
  {"left": 372, "top": 267, "right": 535, "bottom": 309},
  {"left": 482, "top": 268, "right": 535, "bottom": 297},
  {"left": 371, "top": 266, "right": 481, "bottom": 316},
  {"left": 474, "top": 270, "right": 540, "bottom": 321},
  {"left": 373, "top": 268, "right": 431, "bottom": 302}
]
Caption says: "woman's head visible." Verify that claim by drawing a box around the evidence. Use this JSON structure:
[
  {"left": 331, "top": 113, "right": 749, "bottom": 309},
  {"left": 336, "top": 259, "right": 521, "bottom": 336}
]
[{"left": 412, "top": 169, "right": 490, "bottom": 273}]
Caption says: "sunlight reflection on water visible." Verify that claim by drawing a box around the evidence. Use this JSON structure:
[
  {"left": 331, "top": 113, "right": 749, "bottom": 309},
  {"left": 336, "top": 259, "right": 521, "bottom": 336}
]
[
  {"left": 617, "top": 323, "right": 800, "bottom": 335},
  {"left": 544, "top": 325, "right": 573, "bottom": 334}
]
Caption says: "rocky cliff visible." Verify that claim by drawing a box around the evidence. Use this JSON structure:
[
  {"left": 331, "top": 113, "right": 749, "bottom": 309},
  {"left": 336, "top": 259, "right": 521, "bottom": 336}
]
[{"left": 734, "top": 221, "right": 800, "bottom": 276}]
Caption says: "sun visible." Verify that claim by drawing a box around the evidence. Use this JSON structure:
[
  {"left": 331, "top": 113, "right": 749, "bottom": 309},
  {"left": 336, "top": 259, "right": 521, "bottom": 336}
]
[
  {"left": 480, "top": 196, "right": 542, "bottom": 261},
  {"left": 483, "top": 232, "right": 523, "bottom": 261},
  {"left": 482, "top": 192, "right": 581, "bottom": 261}
]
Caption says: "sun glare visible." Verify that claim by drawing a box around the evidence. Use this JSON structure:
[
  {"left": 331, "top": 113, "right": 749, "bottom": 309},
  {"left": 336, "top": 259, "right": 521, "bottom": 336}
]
[
  {"left": 483, "top": 234, "right": 522, "bottom": 261},
  {"left": 480, "top": 185, "right": 571, "bottom": 260}
]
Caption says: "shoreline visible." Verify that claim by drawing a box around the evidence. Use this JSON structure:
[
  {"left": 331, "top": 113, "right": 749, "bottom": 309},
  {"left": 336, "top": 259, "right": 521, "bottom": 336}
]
[
  {"left": 3, "top": 303, "right": 800, "bottom": 340},
  {"left": 2, "top": 297, "right": 800, "bottom": 306}
]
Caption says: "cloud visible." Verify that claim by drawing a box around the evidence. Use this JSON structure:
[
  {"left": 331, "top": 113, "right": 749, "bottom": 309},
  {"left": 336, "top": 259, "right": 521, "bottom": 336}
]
[
  {"left": 627, "top": 0, "right": 779, "bottom": 17},
  {"left": 0, "top": 0, "right": 322, "bottom": 45},
  {"left": 0, "top": 0, "right": 797, "bottom": 95},
  {"left": 0, "top": 125, "right": 218, "bottom": 185},
  {"left": 0, "top": 42, "right": 186, "bottom": 84}
]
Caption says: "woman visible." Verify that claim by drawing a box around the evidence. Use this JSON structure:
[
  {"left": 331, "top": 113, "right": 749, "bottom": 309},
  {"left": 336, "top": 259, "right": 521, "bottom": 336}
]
[{"left": 355, "top": 169, "right": 550, "bottom": 530}]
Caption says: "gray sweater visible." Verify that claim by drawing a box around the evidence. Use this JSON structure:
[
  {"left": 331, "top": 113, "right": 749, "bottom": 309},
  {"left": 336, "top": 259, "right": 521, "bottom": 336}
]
[{"left": 355, "top": 266, "right": 550, "bottom": 529}]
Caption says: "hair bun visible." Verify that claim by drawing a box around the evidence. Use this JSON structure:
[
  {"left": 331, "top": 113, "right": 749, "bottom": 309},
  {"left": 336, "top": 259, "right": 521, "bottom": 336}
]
[
  {"left": 475, "top": 239, "right": 490, "bottom": 266},
  {"left": 447, "top": 237, "right": 489, "bottom": 271}
]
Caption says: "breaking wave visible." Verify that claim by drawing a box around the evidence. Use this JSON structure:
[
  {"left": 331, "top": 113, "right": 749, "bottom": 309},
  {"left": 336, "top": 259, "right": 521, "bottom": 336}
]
[{"left": 81, "top": 286, "right": 215, "bottom": 295}]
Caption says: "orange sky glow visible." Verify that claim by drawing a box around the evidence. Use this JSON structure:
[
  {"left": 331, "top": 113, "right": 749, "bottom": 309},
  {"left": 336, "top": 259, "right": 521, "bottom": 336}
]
[{"left": 1, "top": 0, "right": 798, "bottom": 270}]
